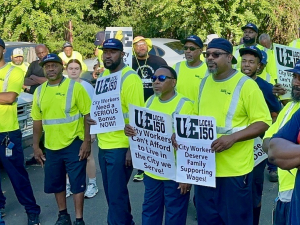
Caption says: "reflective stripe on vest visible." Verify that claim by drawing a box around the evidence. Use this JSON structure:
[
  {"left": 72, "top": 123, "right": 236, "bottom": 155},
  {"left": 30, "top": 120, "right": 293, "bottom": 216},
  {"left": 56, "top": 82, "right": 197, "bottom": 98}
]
[
  {"left": 174, "top": 62, "right": 181, "bottom": 77},
  {"left": 266, "top": 73, "right": 271, "bottom": 83},
  {"left": 197, "top": 75, "right": 250, "bottom": 134},
  {"left": 293, "top": 40, "right": 297, "bottom": 48},
  {"left": 2, "top": 66, "right": 15, "bottom": 92},
  {"left": 37, "top": 80, "right": 81, "bottom": 125},
  {"left": 146, "top": 95, "right": 155, "bottom": 108}
]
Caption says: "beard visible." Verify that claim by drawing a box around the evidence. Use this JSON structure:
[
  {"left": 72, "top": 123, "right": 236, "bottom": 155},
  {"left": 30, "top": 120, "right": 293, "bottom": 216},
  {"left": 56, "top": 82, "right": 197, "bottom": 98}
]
[
  {"left": 207, "top": 61, "right": 218, "bottom": 75},
  {"left": 291, "top": 85, "right": 300, "bottom": 102},
  {"left": 243, "top": 37, "right": 256, "bottom": 45},
  {"left": 136, "top": 51, "right": 147, "bottom": 58},
  {"left": 104, "top": 56, "right": 122, "bottom": 71}
]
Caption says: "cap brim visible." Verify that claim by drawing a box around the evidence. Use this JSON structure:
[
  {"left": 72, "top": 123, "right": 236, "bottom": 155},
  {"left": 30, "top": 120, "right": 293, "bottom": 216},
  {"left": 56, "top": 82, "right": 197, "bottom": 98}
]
[
  {"left": 239, "top": 48, "right": 262, "bottom": 62},
  {"left": 181, "top": 39, "right": 203, "bottom": 48},
  {"left": 39, "top": 60, "right": 63, "bottom": 67},
  {"left": 285, "top": 68, "right": 300, "bottom": 74},
  {"left": 241, "top": 26, "right": 257, "bottom": 33},
  {"left": 12, "top": 54, "right": 23, "bottom": 57},
  {"left": 100, "top": 46, "right": 123, "bottom": 51}
]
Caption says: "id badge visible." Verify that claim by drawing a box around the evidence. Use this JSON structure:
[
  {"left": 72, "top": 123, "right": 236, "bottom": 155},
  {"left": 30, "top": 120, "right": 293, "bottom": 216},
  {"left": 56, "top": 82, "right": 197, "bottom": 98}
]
[{"left": 5, "top": 142, "right": 14, "bottom": 157}]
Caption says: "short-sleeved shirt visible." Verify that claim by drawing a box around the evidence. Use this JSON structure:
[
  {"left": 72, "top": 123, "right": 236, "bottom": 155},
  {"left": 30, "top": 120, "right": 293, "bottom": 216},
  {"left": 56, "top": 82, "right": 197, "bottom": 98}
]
[
  {"left": 58, "top": 51, "right": 87, "bottom": 71},
  {"left": 97, "top": 66, "right": 144, "bottom": 149},
  {"left": 254, "top": 76, "right": 282, "bottom": 113},
  {"left": 173, "top": 61, "right": 208, "bottom": 102},
  {"left": 132, "top": 55, "right": 167, "bottom": 101},
  {"left": 194, "top": 70, "right": 272, "bottom": 177},
  {"left": 31, "top": 77, "right": 91, "bottom": 150},
  {"left": 80, "top": 80, "right": 94, "bottom": 99},
  {"left": 25, "top": 60, "right": 46, "bottom": 94},
  {"left": 9, "top": 62, "right": 29, "bottom": 75},
  {"left": 0, "top": 64, "right": 24, "bottom": 132},
  {"left": 257, "top": 70, "right": 275, "bottom": 85},
  {"left": 272, "top": 108, "right": 300, "bottom": 225},
  {"left": 145, "top": 92, "right": 194, "bottom": 180}
]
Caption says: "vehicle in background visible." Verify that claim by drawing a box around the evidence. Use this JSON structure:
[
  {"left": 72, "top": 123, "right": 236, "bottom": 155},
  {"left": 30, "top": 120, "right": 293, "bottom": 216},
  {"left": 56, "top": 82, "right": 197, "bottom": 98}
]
[{"left": 3, "top": 42, "right": 37, "bottom": 149}]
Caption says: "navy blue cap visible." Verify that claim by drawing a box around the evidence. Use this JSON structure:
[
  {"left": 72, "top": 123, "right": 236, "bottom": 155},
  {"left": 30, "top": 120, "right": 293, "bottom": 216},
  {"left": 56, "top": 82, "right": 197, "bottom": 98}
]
[
  {"left": 94, "top": 31, "right": 105, "bottom": 46},
  {"left": 207, "top": 38, "right": 237, "bottom": 64},
  {"left": 0, "top": 38, "right": 5, "bottom": 49},
  {"left": 39, "top": 54, "right": 63, "bottom": 67},
  {"left": 101, "top": 38, "right": 123, "bottom": 51},
  {"left": 239, "top": 46, "right": 262, "bottom": 61},
  {"left": 181, "top": 35, "right": 204, "bottom": 48},
  {"left": 285, "top": 60, "right": 300, "bottom": 74},
  {"left": 261, "top": 50, "right": 268, "bottom": 65},
  {"left": 63, "top": 42, "right": 72, "bottom": 48},
  {"left": 242, "top": 23, "right": 258, "bottom": 33}
]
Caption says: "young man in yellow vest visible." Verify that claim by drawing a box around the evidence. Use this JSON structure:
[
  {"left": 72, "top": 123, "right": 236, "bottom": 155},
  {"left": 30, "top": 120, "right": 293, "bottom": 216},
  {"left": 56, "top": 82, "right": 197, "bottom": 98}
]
[
  {"left": 173, "top": 38, "right": 272, "bottom": 225},
  {"left": 87, "top": 38, "right": 144, "bottom": 225},
  {"left": 0, "top": 38, "right": 41, "bottom": 225},
  {"left": 32, "top": 54, "right": 92, "bottom": 225},
  {"left": 173, "top": 35, "right": 208, "bottom": 102},
  {"left": 9, "top": 48, "right": 29, "bottom": 75}
]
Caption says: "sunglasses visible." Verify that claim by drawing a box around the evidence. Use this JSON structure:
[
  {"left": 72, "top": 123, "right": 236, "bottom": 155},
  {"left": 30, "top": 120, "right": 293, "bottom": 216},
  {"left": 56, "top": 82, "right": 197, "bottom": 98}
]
[
  {"left": 203, "top": 52, "right": 229, "bottom": 58},
  {"left": 151, "top": 75, "right": 175, "bottom": 82},
  {"left": 183, "top": 46, "right": 201, "bottom": 51}
]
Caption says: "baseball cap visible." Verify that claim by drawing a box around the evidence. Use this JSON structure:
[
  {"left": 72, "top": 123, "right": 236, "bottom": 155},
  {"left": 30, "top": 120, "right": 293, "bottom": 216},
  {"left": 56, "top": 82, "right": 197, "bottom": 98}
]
[
  {"left": 285, "top": 60, "right": 300, "bottom": 74},
  {"left": 181, "top": 35, "right": 204, "bottom": 48},
  {"left": 39, "top": 53, "right": 63, "bottom": 67},
  {"left": 0, "top": 38, "right": 5, "bottom": 49},
  {"left": 242, "top": 23, "right": 259, "bottom": 33},
  {"left": 63, "top": 42, "right": 73, "bottom": 48},
  {"left": 133, "top": 36, "right": 152, "bottom": 51},
  {"left": 239, "top": 46, "right": 262, "bottom": 62},
  {"left": 260, "top": 51, "right": 268, "bottom": 65},
  {"left": 207, "top": 38, "right": 237, "bottom": 64},
  {"left": 204, "top": 34, "right": 219, "bottom": 45},
  {"left": 94, "top": 31, "right": 105, "bottom": 46},
  {"left": 12, "top": 48, "right": 24, "bottom": 57},
  {"left": 101, "top": 38, "right": 123, "bottom": 51}
]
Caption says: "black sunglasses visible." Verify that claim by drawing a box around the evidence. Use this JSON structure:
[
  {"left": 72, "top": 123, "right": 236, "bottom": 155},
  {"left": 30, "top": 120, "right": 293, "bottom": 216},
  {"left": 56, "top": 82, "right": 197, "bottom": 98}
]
[
  {"left": 203, "top": 52, "right": 229, "bottom": 58},
  {"left": 151, "top": 75, "right": 175, "bottom": 82},
  {"left": 183, "top": 46, "right": 201, "bottom": 51}
]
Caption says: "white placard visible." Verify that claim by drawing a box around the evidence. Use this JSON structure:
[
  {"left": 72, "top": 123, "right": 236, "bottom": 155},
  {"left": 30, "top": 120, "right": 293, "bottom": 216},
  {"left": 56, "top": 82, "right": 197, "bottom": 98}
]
[
  {"left": 129, "top": 105, "right": 176, "bottom": 180},
  {"left": 90, "top": 71, "right": 125, "bottom": 134},
  {"left": 105, "top": 27, "right": 133, "bottom": 68},
  {"left": 174, "top": 115, "right": 216, "bottom": 187},
  {"left": 253, "top": 137, "right": 268, "bottom": 167},
  {"left": 274, "top": 44, "right": 300, "bottom": 99}
]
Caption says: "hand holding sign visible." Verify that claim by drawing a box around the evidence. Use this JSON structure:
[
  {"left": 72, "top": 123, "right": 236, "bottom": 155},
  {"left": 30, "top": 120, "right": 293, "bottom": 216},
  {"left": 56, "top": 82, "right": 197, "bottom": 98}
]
[
  {"left": 124, "top": 124, "right": 137, "bottom": 136},
  {"left": 211, "top": 135, "right": 236, "bottom": 152}
]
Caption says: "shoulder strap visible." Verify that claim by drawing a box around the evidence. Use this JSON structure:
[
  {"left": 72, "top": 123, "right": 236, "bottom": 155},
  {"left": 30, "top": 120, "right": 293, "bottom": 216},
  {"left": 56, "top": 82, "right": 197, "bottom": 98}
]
[
  {"left": 146, "top": 95, "right": 155, "bottom": 108},
  {"left": 2, "top": 65, "right": 15, "bottom": 92},
  {"left": 174, "top": 97, "right": 191, "bottom": 114}
]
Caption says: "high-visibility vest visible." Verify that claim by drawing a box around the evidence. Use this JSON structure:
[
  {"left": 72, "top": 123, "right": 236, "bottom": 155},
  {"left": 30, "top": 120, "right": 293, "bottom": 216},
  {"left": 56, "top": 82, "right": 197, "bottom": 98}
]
[
  {"left": 2, "top": 65, "right": 15, "bottom": 92},
  {"left": 197, "top": 75, "right": 250, "bottom": 134}
]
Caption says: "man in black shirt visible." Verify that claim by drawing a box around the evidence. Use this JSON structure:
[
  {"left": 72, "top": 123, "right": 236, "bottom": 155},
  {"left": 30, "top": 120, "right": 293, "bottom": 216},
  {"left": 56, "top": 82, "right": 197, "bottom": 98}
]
[
  {"left": 131, "top": 36, "right": 167, "bottom": 182},
  {"left": 132, "top": 36, "right": 167, "bottom": 102},
  {"left": 24, "top": 44, "right": 49, "bottom": 94}
]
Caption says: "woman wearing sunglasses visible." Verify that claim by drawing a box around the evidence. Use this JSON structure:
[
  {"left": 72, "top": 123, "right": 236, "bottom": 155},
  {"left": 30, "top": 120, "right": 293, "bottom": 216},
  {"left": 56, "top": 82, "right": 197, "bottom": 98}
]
[{"left": 125, "top": 65, "right": 193, "bottom": 225}]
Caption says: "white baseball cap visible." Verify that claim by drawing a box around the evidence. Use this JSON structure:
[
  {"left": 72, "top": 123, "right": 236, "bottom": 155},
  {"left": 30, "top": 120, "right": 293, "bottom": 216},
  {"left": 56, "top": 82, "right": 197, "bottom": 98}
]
[
  {"left": 12, "top": 48, "right": 24, "bottom": 57},
  {"left": 204, "top": 34, "right": 219, "bottom": 45}
]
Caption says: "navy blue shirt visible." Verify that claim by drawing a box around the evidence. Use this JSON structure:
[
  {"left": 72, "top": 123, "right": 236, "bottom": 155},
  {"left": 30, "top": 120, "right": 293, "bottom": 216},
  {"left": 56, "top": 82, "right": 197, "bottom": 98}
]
[
  {"left": 273, "top": 108, "right": 300, "bottom": 225},
  {"left": 255, "top": 77, "right": 282, "bottom": 113}
]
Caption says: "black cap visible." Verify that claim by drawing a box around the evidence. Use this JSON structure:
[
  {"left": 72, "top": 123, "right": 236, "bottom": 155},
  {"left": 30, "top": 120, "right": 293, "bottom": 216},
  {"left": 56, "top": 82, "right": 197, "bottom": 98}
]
[
  {"left": 242, "top": 23, "right": 258, "bottom": 33},
  {"left": 207, "top": 38, "right": 237, "bottom": 64},
  {"left": 40, "top": 54, "right": 63, "bottom": 67},
  {"left": 239, "top": 46, "right": 262, "bottom": 61},
  {"left": 181, "top": 35, "right": 204, "bottom": 48},
  {"left": 63, "top": 42, "right": 73, "bottom": 48},
  {"left": 101, "top": 38, "right": 123, "bottom": 51}
]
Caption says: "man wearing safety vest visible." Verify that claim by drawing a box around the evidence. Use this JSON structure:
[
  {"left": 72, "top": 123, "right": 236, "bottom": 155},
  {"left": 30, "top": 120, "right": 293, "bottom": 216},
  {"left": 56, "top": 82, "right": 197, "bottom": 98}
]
[
  {"left": 125, "top": 65, "right": 193, "bottom": 225},
  {"left": 87, "top": 38, "right": 144, "bottom": 225},
  {"left": 175, "top": 38, "right": 272, "bottom": 225},
  {"left": 0, "top": 38, "right": 41, "bottom": 225},
  {"left": 239, "top": 46, "right": 282, "bottom": 225},
  {"left": 31, "top": 54, "right": 92, "bottom": 225},
  {"left": 9, "top": 48, "right": 30, "bottom": 75},
  {"left": 173, "top": 35, "right": 208, "bottom": 102},
  {"left": 58, "top": 42, "right": 87, "bottom": 71},
  {"left": 263, "top": 61, "right": 300, "bottom": 225},
  {"left": 233, "top": 23, "right": 277, "bottom": 82}
]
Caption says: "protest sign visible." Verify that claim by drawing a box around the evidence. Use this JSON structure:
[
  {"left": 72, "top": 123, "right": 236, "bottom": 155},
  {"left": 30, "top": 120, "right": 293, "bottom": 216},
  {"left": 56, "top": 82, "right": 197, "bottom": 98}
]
[
  {"left": 105, "top": 27, "right": 133, "bottom": 68},
  {"left": 274, "top": 44, "right": 300, "bottom": 99},
  {"left": 174, "top": 115, "right": 216, "bottom": 187},
  {"left": 253, "top": 137, "right": 268, "bottom": 167},
  {"left": 129, "top": 105, "right": 176, "bottom": 180},
  {"left": 90, "top": 71, "right": 124, "bottom": 134}
]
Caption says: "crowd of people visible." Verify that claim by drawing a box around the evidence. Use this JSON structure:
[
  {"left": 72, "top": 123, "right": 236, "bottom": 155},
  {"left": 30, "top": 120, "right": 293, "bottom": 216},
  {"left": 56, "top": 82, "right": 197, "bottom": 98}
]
[{"left": 0, "top": 22, "right": 300, "bottom": 225}]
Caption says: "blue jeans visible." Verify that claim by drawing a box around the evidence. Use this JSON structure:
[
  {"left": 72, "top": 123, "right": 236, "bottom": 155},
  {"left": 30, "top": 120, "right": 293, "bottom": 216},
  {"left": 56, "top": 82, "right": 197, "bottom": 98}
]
[
  {"left": 0, "top": 130, "right": 40, "bottom": 214},
  {"left": 98, "top": 148, "right": 134, "bottom": 225},
  {"left": 142, "top": 175, "right": 190, "bottom": 225}
]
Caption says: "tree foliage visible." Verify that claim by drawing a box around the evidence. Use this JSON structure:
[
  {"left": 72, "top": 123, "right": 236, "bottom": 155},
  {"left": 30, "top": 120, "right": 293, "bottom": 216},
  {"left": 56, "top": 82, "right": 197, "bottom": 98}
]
[{"left": 0, "top": 0, "right": 299, "bottom": 58}]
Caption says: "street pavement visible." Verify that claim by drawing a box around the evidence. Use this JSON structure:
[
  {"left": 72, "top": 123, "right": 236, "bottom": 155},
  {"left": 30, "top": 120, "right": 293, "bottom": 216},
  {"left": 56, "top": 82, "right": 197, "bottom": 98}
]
[{"left": 0, "top": 142, "right": 278, "bottom": 225}]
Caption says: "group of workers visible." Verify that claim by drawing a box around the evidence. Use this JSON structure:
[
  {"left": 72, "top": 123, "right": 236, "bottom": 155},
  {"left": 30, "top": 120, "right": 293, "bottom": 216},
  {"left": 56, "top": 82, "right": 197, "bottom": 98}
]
[{"left": 0, "top": 21, "right": 300, "bottom": 225}]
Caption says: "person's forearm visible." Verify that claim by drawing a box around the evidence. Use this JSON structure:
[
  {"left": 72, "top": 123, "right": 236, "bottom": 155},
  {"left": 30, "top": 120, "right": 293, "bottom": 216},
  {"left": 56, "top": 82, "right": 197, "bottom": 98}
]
[
  {"left": 269, "top": 138, "right": 300, "bottom": 170},
  {"left": 31, "top": 76, "right": 47, "bottom": 84},
  {"left": 262, "top": 138, "right": 270, "bottom": 153},
  {"left": 0, "top": 92, "right": 17, "bottom": 104},
  {"left": 231, "top": 121, "right": 269, "bottom": 143},
  {"left": 84, "top": 114, "right": 91, "bottom": 142},
  {"left": 33, "top": 120, "right": 43, "bottom": 149},
  {"left": 24, "top": 77, "right": 39, "bottom": 86}
]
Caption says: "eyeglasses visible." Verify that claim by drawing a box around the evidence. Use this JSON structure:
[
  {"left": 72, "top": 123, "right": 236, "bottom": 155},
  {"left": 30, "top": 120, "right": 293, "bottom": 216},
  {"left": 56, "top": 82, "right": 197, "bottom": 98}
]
[
  {"left": 151, "top": 75, "right": 175, "bottom": 82},
  {"left": 183, "top": 46, "right": 201, "bottom": 51},
  {"left": 203, "top": 52, "right": 229, "bottom": 58}
]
